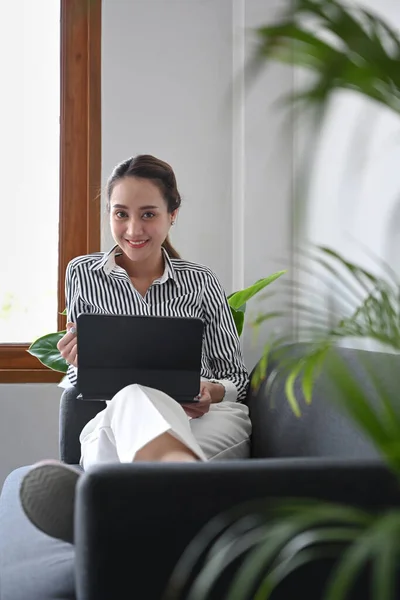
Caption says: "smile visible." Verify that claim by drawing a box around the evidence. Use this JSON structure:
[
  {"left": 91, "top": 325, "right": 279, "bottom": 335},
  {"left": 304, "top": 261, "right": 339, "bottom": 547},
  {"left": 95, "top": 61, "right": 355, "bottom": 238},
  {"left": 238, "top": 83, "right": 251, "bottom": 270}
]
[{"left": 126, "top": 239, "right": 149, "bottom": 249}]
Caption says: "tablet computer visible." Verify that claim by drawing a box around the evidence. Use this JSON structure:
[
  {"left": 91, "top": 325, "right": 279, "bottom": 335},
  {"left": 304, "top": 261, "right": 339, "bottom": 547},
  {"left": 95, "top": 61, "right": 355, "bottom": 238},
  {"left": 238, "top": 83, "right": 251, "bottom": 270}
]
[{"left": 76, "top": 314, "right": 204, "bottom": 402}]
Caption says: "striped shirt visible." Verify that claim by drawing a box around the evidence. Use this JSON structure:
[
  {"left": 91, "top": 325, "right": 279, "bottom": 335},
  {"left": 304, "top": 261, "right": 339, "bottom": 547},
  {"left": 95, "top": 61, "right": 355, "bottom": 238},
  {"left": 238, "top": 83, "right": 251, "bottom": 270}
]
[{"left": 65, "top": 246, "right": 249, "bottom": 402}]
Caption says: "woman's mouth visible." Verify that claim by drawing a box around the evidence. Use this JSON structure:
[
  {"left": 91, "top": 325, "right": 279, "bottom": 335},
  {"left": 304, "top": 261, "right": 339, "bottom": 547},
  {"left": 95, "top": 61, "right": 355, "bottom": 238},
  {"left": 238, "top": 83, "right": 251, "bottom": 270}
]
[{"left": 126, "top": 239, "right": 149, "bottom": 249}]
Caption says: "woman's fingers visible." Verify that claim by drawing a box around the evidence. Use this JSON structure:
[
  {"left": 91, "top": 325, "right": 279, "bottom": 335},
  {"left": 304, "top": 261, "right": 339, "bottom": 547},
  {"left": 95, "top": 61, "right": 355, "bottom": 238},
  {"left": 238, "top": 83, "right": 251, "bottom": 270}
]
[
  {"left": 182, "top": 402, "right": 208, "bottom": 419},
  {"left": 57, "top": 322, "right": 78, "bottom": 366},
  {"left": 66, "top": 321, "right": 76, "bottom": 333},
  {"left": 68, "top": 346, "right": 78, "bottom": 368},
  {"left": 57, "top": 322, "right": 77, "bottom": 350},
  {"left": 58, "top": 334, "right": 76, "bottom": 354}
]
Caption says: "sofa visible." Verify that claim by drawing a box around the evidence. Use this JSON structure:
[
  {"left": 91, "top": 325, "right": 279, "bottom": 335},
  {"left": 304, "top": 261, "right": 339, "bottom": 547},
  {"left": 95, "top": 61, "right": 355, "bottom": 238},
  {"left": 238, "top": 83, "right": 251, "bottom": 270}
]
[{"left": 1, "top": 345, "right": 399, "bottom": 600}]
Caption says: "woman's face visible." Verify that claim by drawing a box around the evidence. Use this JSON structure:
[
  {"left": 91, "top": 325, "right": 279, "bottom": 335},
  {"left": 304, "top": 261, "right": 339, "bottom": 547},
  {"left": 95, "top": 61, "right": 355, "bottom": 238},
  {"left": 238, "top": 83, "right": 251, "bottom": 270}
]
[{"left": 109, "top": 176, "right": 177, "bottom": 265}]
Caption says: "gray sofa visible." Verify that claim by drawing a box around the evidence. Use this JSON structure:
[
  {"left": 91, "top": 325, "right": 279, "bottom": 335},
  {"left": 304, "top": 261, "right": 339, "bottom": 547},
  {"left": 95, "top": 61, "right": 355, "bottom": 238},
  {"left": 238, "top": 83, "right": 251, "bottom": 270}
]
[{"left": 1, "top": 346, "right": 399, "bottom": 600}]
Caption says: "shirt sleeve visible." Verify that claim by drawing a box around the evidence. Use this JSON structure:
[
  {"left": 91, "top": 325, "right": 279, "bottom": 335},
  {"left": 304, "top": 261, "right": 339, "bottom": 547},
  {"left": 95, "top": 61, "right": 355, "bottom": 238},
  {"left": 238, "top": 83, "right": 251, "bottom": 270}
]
[
  {"left": 202, "top": 271, "right": 249, "bottom": 402},
  {"left": 65, "top": 259, "right": 79, "bottom": 387}
]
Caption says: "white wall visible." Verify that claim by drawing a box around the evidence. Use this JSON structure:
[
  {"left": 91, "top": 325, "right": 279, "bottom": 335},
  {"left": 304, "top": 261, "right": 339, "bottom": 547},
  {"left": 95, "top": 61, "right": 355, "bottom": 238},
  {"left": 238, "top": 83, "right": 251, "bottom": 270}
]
[
  {"left": 101, "top": 0, "right": 235, "bottom": 290},
  {"left": 101, "top": 0, "right": 294, "bottom": 367},
  {"left": 0, "top": 385, "right": 60, "bottom": 487},
  {"left": 0, "top": 0, "right": 293, "bottom": 487},
  {"left": 304, "top": 0, "right": 400, "bottom": 273}
]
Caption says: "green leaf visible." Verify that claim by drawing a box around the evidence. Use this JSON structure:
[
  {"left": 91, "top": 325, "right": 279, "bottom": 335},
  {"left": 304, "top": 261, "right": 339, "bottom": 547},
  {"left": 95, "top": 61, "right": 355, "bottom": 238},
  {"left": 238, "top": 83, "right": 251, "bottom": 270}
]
[
  {"left": 325, "top": 512, "right": 400, "bottom": 600},
  {"left": 230, "top": 307, "right": 246, "bottom": 338},
  {"left": 284, "top": 365, "right": 302, "bottom": 417},
  {"left": 253, "top": 527, "right": 361, "bottom": 600},
  {"left": 28, "top": 331, "right": 68, "bottom": 373},
  {"left": 251, "top": 344, "right": 271, "bottom": 391},
  {"left": 372, "top": 518, "right": 400, "bottom": 600},
  {"left": 300, "top": 346, "right": 329, "bottom": 404},
  {"left": 249, "top": 0, "right": 400, "bottom": 117},
  {"left": 180, "top": 500, "right": 372, "bottom": 600},
  {"left": 228, "top": 272, "right": 286, "bottom": 311},
  {"left": 60, "top": 308, "right": 67, "bottom": 316}
]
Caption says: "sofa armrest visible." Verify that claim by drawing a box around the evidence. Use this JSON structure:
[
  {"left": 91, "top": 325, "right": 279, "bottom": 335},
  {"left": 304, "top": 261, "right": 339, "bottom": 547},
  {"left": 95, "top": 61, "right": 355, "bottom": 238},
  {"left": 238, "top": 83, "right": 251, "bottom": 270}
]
[{"left": 74, "top": 460, "right": 399, "bottom": 600}]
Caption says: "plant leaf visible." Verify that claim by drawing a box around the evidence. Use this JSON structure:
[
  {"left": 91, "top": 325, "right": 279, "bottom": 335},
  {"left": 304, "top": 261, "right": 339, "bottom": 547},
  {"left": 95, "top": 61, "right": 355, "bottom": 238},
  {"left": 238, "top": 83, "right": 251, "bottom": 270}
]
[
  {"left": 253, "top": 527, "right": 362, "bottom": 600},
  {"left": 284, "top": 365, "right": 303, "bottom": 417},
  {"left": 371, "top": 516, "right": 400, "bottom": 600},
  {"left": 325, "top": 512, "right": 400, "bottom": 600},
  {"left": 28, "top": 331, "right": 68, "bottom": 373},
  {"left": 249, "top": 0, "right": 400, "bottom": 116},
  {"left": 300, "top": 345, "right": 330, "bottom": 404},
  {"left": 230, "top": 307, "right": 246, "bottom": 338},
  {"left": 183, "top": 500, "right": 372, "bottom": 600},
  {"left": 228, "top": 272, "right": 286, "bottom": 311}
]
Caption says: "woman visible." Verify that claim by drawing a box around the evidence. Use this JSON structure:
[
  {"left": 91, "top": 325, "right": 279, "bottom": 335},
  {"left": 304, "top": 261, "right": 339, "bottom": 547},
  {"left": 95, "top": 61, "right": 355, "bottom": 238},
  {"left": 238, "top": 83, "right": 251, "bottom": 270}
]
[{"left": 20, "top": 154, "right": 252, "bottom": 544}]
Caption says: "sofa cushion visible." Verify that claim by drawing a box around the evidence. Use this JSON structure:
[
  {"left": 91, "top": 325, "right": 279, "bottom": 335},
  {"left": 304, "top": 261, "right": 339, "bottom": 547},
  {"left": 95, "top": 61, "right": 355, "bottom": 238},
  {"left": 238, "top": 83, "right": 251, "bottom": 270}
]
[{"left": 0, "top": 466, "right": 75, "bottom": 600}]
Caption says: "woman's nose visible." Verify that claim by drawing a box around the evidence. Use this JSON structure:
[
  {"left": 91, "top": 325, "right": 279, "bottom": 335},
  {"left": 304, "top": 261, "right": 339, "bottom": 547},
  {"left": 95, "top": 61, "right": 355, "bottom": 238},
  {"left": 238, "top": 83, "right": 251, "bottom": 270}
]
[{"left": 126, "top": 218, "right": 143, "bottom": 236}]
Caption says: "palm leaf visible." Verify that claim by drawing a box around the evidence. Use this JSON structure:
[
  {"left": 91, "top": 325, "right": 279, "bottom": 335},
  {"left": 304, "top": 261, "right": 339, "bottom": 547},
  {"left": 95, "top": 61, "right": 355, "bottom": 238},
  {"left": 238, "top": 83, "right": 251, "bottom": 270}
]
[
  {"left": 253, "top": 528, "right": 360, "bottom": 600},
  {"left": 253, "top": 245, "right": 400, "bottom": 470},
  {"left": 371, "top": 520, "right": 400, "bottom": 600},
  {"left": 249, "top": 0, "right": 400, "bottom": 116},
  {"left": 325, "top": 512, "right": 400, "bottom": 600},
  {"left": 169, "top": 499, "right": 375, "bottom": 600}
]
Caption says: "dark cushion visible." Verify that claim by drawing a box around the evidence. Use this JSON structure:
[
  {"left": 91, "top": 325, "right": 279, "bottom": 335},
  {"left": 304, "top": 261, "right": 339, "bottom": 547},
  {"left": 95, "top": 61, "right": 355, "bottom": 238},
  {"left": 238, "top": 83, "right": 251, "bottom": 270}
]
[
  {"left": 0, "top": 467, "right": 75, "bottom": 600},
  {"left": 247, "top": 345, "right": 397, "bottom": 459},
  {"left": 59, "top": 387, "right": 105, "bottom": 465}
]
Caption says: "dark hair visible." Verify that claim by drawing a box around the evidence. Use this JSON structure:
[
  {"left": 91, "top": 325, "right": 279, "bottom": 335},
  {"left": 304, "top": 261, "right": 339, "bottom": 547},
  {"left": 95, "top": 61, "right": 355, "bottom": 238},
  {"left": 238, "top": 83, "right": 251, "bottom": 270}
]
[{"left": 106, "top": 154, "right": 181, "bottom": 259}]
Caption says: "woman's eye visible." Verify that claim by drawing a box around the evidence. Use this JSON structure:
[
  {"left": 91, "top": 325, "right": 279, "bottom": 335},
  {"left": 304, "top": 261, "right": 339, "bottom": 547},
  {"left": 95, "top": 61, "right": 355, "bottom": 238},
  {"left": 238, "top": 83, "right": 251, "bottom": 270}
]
[
  {"left": 115, "top": 211, "right": 127, "bottom": 219},
  {"left": 142, "top": 212, "right": 155, "bottom": 219}
]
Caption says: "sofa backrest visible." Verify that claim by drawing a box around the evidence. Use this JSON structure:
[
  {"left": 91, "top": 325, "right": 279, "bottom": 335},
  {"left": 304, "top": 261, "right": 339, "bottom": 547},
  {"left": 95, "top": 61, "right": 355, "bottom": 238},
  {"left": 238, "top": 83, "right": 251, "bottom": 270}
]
[{"left": 247, "top": 345, "right": 400, "bottom": 460}]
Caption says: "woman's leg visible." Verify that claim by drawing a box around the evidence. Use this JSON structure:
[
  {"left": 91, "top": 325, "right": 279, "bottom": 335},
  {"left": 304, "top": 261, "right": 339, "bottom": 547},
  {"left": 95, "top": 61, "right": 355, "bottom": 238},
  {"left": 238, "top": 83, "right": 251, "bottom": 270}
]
[
  {"left": 19, "top": 460, "right": 81, "bottom": 544},
  {"left": 19, "top": 432, "right": 197, "bottom": 545},
  {"left": 135, "top": 432, "right": 197, "bottom": 462},
  {"left": 189, "top": 401, "right": 252, "bottom": 460},
  {"left": 81, "top": 383, "right": 206, "bottom": 469},
  {"left": 20, "top": 384, "right": 204, "bottom": 543}
]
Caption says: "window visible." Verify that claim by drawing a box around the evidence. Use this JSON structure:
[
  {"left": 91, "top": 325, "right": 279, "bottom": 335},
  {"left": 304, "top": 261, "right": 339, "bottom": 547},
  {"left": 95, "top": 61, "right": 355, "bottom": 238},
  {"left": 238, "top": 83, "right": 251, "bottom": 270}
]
[{"left": 0, "top": 0, "right": 101, "bottom": 383}]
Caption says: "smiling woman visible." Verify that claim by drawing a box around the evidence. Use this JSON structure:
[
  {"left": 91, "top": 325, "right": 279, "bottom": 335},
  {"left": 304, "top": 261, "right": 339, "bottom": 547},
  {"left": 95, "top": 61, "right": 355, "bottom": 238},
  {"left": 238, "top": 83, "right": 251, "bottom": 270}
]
[
  {"left": 107, "top": 155, "right": 182, "bottom": 276},
  {"left": 0, "top": 0, "right": 101, "bottom": 383}
]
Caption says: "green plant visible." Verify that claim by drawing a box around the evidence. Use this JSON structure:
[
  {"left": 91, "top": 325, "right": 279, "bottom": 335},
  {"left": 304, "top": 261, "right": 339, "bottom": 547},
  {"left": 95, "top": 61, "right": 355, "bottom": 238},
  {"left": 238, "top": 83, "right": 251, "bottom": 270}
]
[
  {"left": 250, "top": 0, "right": 400, "bottom": 116},
  {"left": 27, "top": 273, "right": 285, "bottom": 373},
  {"left": 165, "top": 246, "right": 400, "bottom": 600},
  {"left": 162, "top": 0, "right": 400, "bottom": 597}
]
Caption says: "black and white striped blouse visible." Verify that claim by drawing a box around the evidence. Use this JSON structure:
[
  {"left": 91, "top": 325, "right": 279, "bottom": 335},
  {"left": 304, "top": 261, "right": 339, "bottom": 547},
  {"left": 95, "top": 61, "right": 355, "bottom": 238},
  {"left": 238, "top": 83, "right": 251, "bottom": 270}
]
[{"left": 65, "top": 246, "right": 249, "bottom": 402}]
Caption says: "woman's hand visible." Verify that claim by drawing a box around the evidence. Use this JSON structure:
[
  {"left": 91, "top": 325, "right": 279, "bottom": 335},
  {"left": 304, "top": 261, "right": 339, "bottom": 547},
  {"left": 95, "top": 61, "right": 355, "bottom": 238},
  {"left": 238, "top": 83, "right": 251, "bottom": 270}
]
[
  {"left": 182, "top": 382, "right": 212, "bottom": 418},
  {"left": 181, "top": 381, "right": 224, "bottom": 418},
  {"left": 57, "top": 322, "right": 78, "bottom": 367}
]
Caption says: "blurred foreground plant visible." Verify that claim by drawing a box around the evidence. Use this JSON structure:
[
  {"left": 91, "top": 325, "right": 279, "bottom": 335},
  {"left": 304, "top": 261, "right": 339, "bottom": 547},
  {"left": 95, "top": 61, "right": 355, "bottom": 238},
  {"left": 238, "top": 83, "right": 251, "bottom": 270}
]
[
  {"left": 164, "top": 244, "right": 400, "bottom": 600},
  {"left": 250, "top": 0, "right": 400, "bottom": 116}
]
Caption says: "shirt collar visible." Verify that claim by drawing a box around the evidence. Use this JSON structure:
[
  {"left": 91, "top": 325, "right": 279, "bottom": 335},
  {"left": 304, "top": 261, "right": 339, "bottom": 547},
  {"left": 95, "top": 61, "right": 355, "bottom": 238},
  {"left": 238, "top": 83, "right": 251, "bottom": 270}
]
[{"left": 89, "top": 245, "right": 178, "bottom": 285}]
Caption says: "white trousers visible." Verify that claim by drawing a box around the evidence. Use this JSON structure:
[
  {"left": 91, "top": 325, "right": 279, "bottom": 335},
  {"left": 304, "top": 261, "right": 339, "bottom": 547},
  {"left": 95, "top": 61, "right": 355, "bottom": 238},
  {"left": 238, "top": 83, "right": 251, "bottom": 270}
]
[{"left": 79, "top": 384, "right": 251, "bottom": 470}]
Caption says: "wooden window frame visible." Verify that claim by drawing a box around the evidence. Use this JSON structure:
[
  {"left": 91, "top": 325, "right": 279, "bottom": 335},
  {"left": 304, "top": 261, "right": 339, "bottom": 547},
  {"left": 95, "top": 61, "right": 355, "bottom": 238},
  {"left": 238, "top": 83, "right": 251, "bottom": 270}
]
[{"left": 0, "top": 0, "right": 101, "bottom": 384}]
